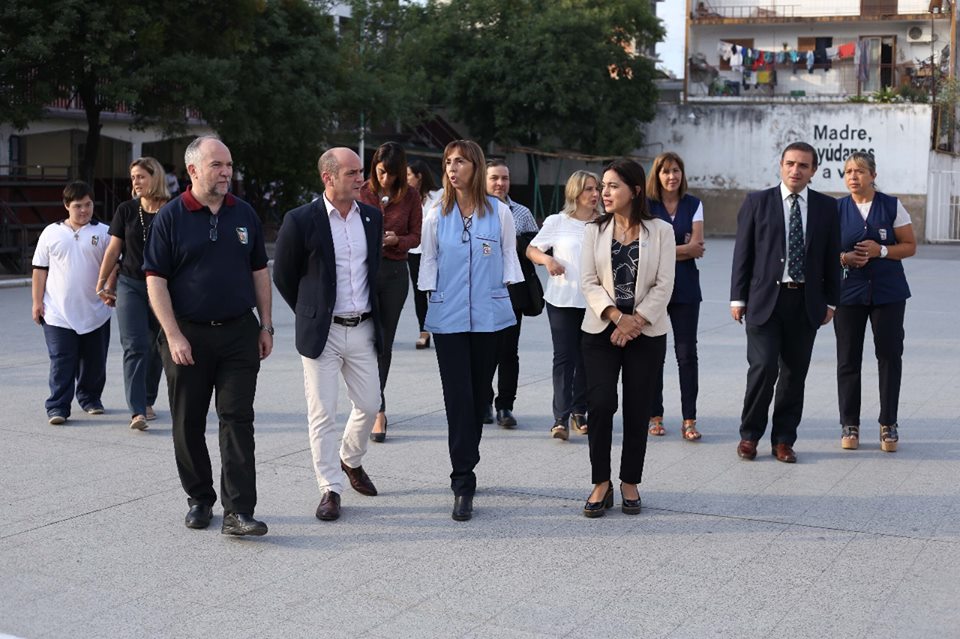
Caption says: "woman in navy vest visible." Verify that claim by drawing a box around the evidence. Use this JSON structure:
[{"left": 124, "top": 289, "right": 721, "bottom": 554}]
[
  {"left": 646, "top": 152, "right": 705, "bottom": 441},
  {"left": 418, "top": 140, "right": 523, "bottom": 521},
  {"left": 835, "top": 152, "right": 916, "bottom": 452}
]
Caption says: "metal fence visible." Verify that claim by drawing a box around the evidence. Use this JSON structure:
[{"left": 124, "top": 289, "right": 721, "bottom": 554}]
[{"left": 927, "top": 170, "right": 960, "bottom": 242}]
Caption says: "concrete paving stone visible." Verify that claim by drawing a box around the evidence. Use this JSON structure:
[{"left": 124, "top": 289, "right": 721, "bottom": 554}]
[{"left": 1, "top": 240, "right": 958, "bottom": 638}]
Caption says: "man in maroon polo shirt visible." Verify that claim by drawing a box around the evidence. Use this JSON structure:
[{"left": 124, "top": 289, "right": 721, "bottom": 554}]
[{"left": 144, "top": 135, "right": 273, "bottom": 536}]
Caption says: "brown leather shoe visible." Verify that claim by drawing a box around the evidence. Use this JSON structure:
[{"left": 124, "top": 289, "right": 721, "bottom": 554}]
[
  {"left": 341, "top": 460, "right": 378, "bottom": 496},
  {"left": 772, "top": 443, "right": 797, "bottom": 463},
  {"left": 316, "top": 491, "right": 341, "bottom": 521},
  {"left": 737, "top": 439, "right": 758, "bottom": 460}
]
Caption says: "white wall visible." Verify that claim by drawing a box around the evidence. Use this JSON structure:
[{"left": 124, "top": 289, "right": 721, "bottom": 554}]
[{"left": 640, "top": 102, "right": 932, "bottom": 194}]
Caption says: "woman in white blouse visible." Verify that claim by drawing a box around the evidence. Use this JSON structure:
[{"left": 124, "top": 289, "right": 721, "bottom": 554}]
[{"left": 527, "top": 171, "right": 602, "bottom": 440}]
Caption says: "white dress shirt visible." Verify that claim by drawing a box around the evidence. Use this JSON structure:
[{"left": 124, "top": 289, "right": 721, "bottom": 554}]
[
  {"left": 529, "top": 212, "right": 590, "bottom": 308},
  {"left": 322, "top": 194, "right": 371, "bottom": 316},
  {"left": 780, "top": 182, "right": 808, "bottom": 284}
]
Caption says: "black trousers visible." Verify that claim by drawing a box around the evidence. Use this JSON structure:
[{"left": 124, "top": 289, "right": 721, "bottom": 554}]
[
  {"left": 489, "top": 309, "right": 523, "bottom": 410},
  {"left": 652, "top": 301, "right": 700, "bottom": 420},
  {"left": 582, "top": 327, "right": 666, "bottom": 485},
  {"left": 407, "top": 252, "right": 428, "bottom": 333},
  {"left": 376, "top": 258, "right": 410, "bottom": 412},
  {"left": 434, "top": 331, "right": 502, "bottom": 496},
  {"left": 834, "top": 300, "right": 906, "bottom": 426},
  {"left": 159, "top": 312, "right": 261, "bottom": 514},
  {"left": 739, "top": 288, "right": 818, "bottom": 446},
  {"left": 546, "top": 303, "right": 587, "bottom": 422}
]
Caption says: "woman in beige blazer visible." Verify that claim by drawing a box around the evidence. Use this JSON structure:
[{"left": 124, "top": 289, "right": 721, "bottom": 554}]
[{"left": 579, "top": 159, "right": 675, "bottom": 518}]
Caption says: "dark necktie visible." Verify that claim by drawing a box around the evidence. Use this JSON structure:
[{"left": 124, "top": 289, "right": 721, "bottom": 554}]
[{"left": 788, "top": 193, "right": 804, "bottom": 282}]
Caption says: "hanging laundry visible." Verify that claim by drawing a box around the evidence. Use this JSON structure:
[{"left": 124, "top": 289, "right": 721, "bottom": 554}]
[
  {"left": 789, "top": 50, "right": 799, "bottom": 63},
  {"left": 857, "top": 39, "right": 870, "bottom": 83},
  {"left": 825, "top": 46, "right": 839, "bottom": 59},
  {"left": 730, "top": 45, "right": 743, "bottom": 72},
  {"left": 719, "top": 41, "right": 734, "bottom": 60},
  {"left": 838, "top": 42, "right": 856, "bottom": 58},
  {"left": 806, "top": 50, "right": 815, "bottom": 73}
]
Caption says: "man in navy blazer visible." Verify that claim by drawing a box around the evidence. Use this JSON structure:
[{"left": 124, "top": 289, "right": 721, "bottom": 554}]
[
  {"left": 730, "top": 142, "right": 841, "bottom": 463},
  {"left": 273, "top": 147, "right": 383, "bottom": 521}
]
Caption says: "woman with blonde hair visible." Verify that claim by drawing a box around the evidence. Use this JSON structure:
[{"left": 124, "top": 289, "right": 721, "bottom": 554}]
[
  {"left": 418, "top": 140, "right": 523, "bottom": 521},
  {"left": 646, "top": 152, "right": 705, "bottom": 441},
  {"left": 95, "top": 156, "right": 170, "bottom": 430},
  {"left": 527, "top": 170, "right": 601, "bottom": 440}
]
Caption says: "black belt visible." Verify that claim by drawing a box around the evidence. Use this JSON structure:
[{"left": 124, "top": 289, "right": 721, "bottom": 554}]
[
  {"left": 181, "top": 312, "right": 250, "bottom": 327},
  {"left": 333, "top": 312, "right": 372, "bottom": 327},
  {"left": 781, "top": 282, "right": 804, "bottom": 289}
]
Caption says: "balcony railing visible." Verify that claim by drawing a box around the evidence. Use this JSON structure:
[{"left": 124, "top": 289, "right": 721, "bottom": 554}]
[{"left": 693, "top": 0, "right": 939, "bottom": 19}]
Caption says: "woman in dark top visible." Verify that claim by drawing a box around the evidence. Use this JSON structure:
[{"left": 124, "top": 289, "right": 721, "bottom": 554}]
[
  {"left": 579, "top": 159, "right": 675, "bottom": 518},
  {"left": 835, "top": 152, "right": 916, "bottom": 452},
  {"left": 646, "top": 152, "right": 705, "bottom": 441},
  {"left": 358, "top": 142, "right": 423, "bottom": 442},
  {"left": 406, "top": 159, "right": 442, "bottom": 350},
  {"left": 95, "top": 156, "right": 169, "bottom": 431}
]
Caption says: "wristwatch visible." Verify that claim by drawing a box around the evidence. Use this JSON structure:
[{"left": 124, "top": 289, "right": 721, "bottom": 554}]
[
  {"left": 260, "top": 324, "right": 275, "bottom": 336},
  {"left": 879, "top": 245, "right": 888, "bottom": 259}
]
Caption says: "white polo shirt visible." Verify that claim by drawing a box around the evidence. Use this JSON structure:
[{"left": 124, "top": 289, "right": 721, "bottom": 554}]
[{"left": 32, "top": 220, "right": 112, "bottom": 334}]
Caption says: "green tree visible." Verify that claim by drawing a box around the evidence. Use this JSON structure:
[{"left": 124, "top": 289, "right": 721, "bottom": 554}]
[
  {"left": 403, "top": 0, "right": 664, "bottom": 155},
  {"left": 197, "top": 0, "right": 342, "bottom": 214}
]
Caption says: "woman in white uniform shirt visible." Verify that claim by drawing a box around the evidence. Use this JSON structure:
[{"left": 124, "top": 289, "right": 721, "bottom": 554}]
[{"left": 527, "top": 170, "right": 601, "bottom": 440}]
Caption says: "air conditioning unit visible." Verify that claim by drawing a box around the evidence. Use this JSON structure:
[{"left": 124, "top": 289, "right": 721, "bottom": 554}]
[{"left": 907, "top": 26, "right": 933, "bottom": 43}]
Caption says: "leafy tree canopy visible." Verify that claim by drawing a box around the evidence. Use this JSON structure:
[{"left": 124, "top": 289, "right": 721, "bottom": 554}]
[{"left": 403, "top": 0, "right": 665, "bottom": 155}]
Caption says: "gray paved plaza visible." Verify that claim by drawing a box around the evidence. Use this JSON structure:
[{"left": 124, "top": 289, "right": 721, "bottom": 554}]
[{"left": 1, "top": 238, "right": 958, "bottom": 638}]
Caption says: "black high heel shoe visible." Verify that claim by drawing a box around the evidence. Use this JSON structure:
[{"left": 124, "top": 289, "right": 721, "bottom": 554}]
[
  {"left": 620, "top": 483, "right": 641, "bottom": 515},
  {"left": 369, "top": 413, "right": 388, "bottom": 443},
  {"left": 583, "top": 482, "right": 614, "bottom": 518}
]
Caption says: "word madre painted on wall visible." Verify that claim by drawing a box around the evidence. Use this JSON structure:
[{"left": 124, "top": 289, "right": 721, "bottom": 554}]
[{"left": 813, "top": 124, "right": 875, "bottom": 179}]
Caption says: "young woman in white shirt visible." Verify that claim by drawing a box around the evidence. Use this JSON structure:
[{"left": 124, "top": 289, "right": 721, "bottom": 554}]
[{"left": 526, "top": 170, "right": 601, "bottom": 440}]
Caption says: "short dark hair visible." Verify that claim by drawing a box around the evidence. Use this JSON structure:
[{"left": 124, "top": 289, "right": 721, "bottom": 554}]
[
  {"left": 62, "top": 181, "right": 95, "bottom": 205},
  {"left": 781, "top": 142, "right": 818, "bottom": 170},
  {"left": 486, "top": 158, "right": 508, "bottom": 170}
]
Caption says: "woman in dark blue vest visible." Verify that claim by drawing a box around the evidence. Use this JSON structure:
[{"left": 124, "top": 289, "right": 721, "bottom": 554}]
[
  {"left": 646, "top": 153, "right": 705, "bottom": 441},
  {"left": 836, "top": 152, "right": 916, "bottom": 452}
]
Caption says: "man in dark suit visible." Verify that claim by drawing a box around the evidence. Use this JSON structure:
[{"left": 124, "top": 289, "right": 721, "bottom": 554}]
[
  {"left": 273, "top": 147, "right": 383, "bottom": 521},
  {"left": 730, "top": 141, "right": 841, "bottom": 463}
]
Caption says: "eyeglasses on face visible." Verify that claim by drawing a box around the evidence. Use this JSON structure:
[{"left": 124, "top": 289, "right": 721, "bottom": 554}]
[{"left": 209, "top": 214, "right": 219, "bottom": 242}]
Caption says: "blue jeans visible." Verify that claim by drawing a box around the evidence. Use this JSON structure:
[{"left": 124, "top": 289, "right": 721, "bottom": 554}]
[
  {"left": 42, "top": 319, "right": 111, "bottom": 417},
  {"left": 546, "top": 303, "right": 587, "bottom": 422},
  {"left": 116, "top": 275, "right": 162, "bottom": 416}
]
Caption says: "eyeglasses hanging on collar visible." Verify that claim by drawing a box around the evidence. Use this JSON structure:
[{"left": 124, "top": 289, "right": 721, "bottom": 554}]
[
  {"left": 209, "top": 214, "right": 219, "bottom": 242},
  {"left": 460, "top": 214, "right": 473, "bottom": 243}
]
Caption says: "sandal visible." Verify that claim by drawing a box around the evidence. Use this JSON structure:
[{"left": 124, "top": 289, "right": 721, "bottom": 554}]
[
  {"left": 681, "top": 419, "right": 701, "bottom": 441},
  {"left": 415, "top": 332, "right": 431, "bottom": 349},
  {"left": 880, "top": 423, "right": 898, "bottom": 453},
  {"left": 841, "top": 424, "right": 859, "bottom": 450},
  {"left": 648, "top": 416, "right": 665, "bottom": 436}
]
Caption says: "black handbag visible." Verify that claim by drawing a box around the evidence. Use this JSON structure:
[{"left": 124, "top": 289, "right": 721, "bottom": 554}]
[{"left": 508, "top": 232, "right": 545, "bottom": 317}]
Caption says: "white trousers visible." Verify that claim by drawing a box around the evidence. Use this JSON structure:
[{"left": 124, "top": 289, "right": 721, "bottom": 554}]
[{"left": 301, "top": 320, "right": 379, "bottom": 495}]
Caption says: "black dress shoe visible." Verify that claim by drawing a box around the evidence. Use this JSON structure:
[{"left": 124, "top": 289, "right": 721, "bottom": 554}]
[
  {"left": 221, "top": 512, "right": 268, "bottom": 536},
  {"left": 496, "top": 408, "right": 517, "bottom": 429},
  {"left": 620, "top": 483, "right": 642, "bottom": 515},
  {"left": 452, "top": 495, "right": 473, "bottom": 521},
  {"left": 316, "top": 491, "right": 341, "bottom": 521},
  {"left": 341, "top": 459, "right": 378, "bottom": 496},
  {"left": 482, "top": 405, "right": 495, "bottom": 424},
  {"left": 583, "top": 483, "right": 614, "bottom": 518},
  {"left": 184, "top": 503, "right": 213, "bottom": 529},
  {"left": 369, "top": 414, "right": 388, "bottom": 443}
]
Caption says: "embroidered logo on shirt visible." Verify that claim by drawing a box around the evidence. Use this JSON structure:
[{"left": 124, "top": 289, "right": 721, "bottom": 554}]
[
  {"left": 879, "top": 229, "right": 887, "bottom": 241},
  {"left": 236, "top": 227, "right": 249, "bottom": 244},
  {"left": 91, "top": 235, "right": 99, "bottom": 246},
  {"left": 482, "top": 242, "right": 492, "bottom": 256}
]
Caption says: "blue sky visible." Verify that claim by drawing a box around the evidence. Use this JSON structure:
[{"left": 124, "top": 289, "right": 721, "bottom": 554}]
[{"left": 657, "top": 1, "right": 684, "bottom": 77}]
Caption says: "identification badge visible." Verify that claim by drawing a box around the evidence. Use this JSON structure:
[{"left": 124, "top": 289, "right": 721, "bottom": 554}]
[
  {"left": 482, "top": 242, "right": 492, "bottom": 256},
  {"left": 91, "top": 235, "right": 99, "bottom": 246},
  {"left": 236, "top": 227, "right": 249, "bottom": 244},
  {"left": 879, "top": 229, "right": 887, "bottom": 241}
]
